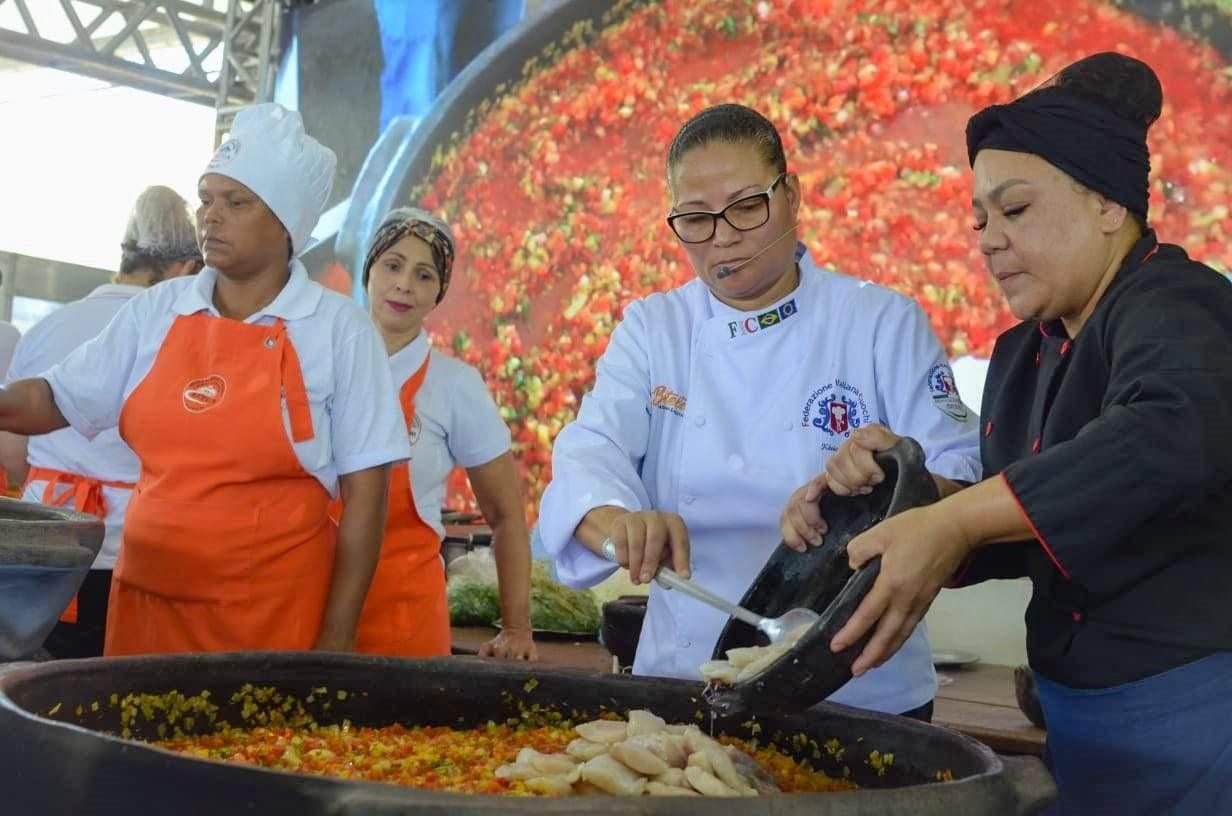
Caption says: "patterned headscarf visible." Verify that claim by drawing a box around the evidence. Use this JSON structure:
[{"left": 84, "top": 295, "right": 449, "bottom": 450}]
[{"left": 362, "top": 207, "right": 456, "bottom": 303}]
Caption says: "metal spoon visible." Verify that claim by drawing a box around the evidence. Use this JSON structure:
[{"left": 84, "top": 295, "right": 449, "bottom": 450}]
[{"left": 600, "top": 538, "right": 820, "bottom": 647}]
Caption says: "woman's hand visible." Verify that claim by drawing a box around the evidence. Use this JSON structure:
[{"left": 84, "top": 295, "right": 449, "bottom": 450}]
[
  {"left": 829, "top": 503, "right": 973, "bottom": 676},
  {"left": 466, "top": 453, "right": 537, "bottom": 661},
  {"left": 316, "top": 465, "right": 390, "bottom": 653},
  {"left": 780, "top": 472, "right": 830, "bottom": 551},
  {"left": 825, "top": 424, "right": 902, "bottom": 496},
  {"left": 478, "top": 627, "right": 539, "bottom": 661},
  {"left": 780, "top": 425, "right": 902, "bottom": 552},
  {"left": 604, "top": 510, "right": 691, "bottom": 585}
]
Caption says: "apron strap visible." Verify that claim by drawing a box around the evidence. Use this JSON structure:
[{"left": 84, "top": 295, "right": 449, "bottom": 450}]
[
  {"left": 25, "top": 465, "right": 135, "bottom": 518},
  {"left": 23, "top": 465, "right": 134, "bottom": 624},
  {"left": 399, "top": 355, "right": 432, "bottom": 421},
  {"left": 275, "top": 319, "right": 316, "bottom": 444}
]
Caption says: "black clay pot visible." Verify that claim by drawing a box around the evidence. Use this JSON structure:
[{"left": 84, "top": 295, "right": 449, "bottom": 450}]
[
  {"left": 0, "top": 652, "right": 1055, "bottom": 814},
  {"left": 709, "top": 437, "right": 940, "bottom": 715}
]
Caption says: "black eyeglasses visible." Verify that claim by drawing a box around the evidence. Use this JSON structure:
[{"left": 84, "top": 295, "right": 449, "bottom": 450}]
[{"left": 667, "top": 173, "right": 786, "bottom": 243}]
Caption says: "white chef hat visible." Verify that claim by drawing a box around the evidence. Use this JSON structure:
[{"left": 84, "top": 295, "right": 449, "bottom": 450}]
[{"left": 202, "top": 103, "right": 337, "bottom": 256}]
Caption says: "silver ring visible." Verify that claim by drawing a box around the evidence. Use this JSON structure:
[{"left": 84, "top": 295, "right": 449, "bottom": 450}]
[{"left": 601, "top": 537, "right": 617, "bottom": 562}]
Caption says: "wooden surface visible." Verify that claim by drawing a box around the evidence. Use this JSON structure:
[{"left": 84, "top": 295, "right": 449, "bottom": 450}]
[
  {"left": 933, "top": 664, "right": 1045, "bottom": 755},
  {"left": 452, "top": 626, "right": 1044, "bottom": 755},
  {"left": 452, "top": 625, "right": 615, "bottom": 673}
]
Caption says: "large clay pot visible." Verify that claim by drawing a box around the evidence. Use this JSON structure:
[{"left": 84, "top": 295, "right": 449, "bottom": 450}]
[
  {"left": 0, "top": 497, "right": 104, "bottom": 659},
  {"left": 0, "top": 652, "right": 1056, "bottom": 814}
]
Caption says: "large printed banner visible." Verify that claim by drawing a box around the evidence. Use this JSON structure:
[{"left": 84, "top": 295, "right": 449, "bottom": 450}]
[{"left": 399, "top": 0, "right": 1231, "bottom": 517}]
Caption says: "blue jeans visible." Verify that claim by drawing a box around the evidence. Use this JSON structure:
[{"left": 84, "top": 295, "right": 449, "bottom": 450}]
[{"left": 1035, "top": 651, "right": 1232, "bottom": 815}]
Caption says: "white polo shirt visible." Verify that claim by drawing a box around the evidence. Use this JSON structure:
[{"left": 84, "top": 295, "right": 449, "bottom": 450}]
[
  {"left": 0, "top": 321, "right": 20, "bottom": 379},
  {"left": 44, "top": 262, "right": 410, "bottom": 496},
  {"left": 7, "top": 284, "right": 144, "bottom": 569},
  {"left": 391, "top": 332, "right": 512, "bottom": 539}
]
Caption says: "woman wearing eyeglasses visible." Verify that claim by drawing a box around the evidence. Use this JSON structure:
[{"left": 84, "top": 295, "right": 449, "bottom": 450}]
[{"left": 538, "top": 104, "right": 981, "bottom": 718}]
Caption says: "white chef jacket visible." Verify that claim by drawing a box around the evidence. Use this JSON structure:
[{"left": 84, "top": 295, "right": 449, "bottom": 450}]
[
  {"left": 539, "top": 244, "right": 982, "bottom": 715},
  {"left": 6, "top": 284, "right": 144, "bottom": 570},
  {"left": 43, "top": 261, "right": 410, "bottom": 497},
  {"left": 390, "top": 332, "right": 512, "bottom": 540}
]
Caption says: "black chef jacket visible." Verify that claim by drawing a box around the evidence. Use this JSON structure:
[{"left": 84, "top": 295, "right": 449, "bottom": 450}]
[{"left": 957, "top": 231, "right": 1232, "bottom": 688}]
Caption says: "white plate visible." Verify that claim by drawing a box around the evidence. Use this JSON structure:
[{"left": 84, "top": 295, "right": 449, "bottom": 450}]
[{"left": 932, "top": 650, "right": 980, "bottom": 668}]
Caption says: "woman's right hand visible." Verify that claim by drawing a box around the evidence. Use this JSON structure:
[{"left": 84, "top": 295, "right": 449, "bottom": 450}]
[
  {"left": 603, "top": 510, "right": 691, "bottom": 585},
  {"left": 781, "top": 425, "right": 903, "bottom": 552}
]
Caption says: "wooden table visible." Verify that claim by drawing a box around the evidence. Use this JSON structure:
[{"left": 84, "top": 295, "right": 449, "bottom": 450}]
[
  {"left": 452, "top": 625, "right": 614, "bottom": 673},
  {"left": 933, "top": 664, "right": 1045, "bottom": 755},
  {"left": 453, "top": 626, "right": 1044, "bottom": 755}
]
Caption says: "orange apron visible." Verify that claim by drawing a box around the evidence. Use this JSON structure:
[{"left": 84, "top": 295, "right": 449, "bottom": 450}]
[
  {"left": 104, "top": 313, "right": 334, "bottom": 656},
  {"left": 23, "top": 466, "right": 136, "bottom": 623},
  {"left": 330, "top": 356, "right": 450, "bottom": 657}
]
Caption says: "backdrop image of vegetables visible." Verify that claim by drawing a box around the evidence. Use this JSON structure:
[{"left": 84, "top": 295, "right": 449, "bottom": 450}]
[{"left": 416, "top": 0, "right": 1232, "bottom": 519}]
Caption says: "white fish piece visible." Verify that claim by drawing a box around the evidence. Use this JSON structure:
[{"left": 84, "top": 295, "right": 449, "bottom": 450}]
[
  {"left": 724, "top": 745, "right": 781, "bottom": 794},
  {"left": 654, "top": 768, "right": 689, "bottom": 788},
  {"left": 735, "top": 646, "right": 787, "bottom": 683},
  {"left": 702, "top": 744, "right": 757, "bottom": 796},
  {"left": 699, "top": 660, "right": 741, "bottom": 684},
  {"left": 626, "top": 709, "right": 667, "bottom": 737},
  {"left": 683, "top": 725, "right": 723, "bottom": 756},
  {"left": 647, "top": 780, "right": 701, "bottom": 797},
  {"left": 575, "top": 719, "right": 630, "bottom": 744},
  {"left": 663, "top": 724, "right": 692, "bottom": 736},
  {"left": 580, "top": 753, "right": 648, "bottom": 796},
  {"left": 628, "top": 733, "right": 688, "bottom": 768},
  {"left": 686, "top": 751, "right": 714, "bottom": 774},
  {"left": 525, "top": 775, "right": 575, "bottom": 796},
  {"left": 685, "top": 764, "right": 741, "bottom": 797},
  {"left": 610, "top": 740, "right": 670, "bottom": 776},
  {"left": 522, "top": 748, "right": 579, "bottom": 776},
  {"left": 722, "top": 646, "right": 765, "bottom": 669},
  {"left": 494, "top": 762, "right": 540, "bottom": 781},
  {"left": 571, "top": 780, "right": 606, "bottom": 795},
  {"left": 566, "top": 737, "right": 611, "bottom": 761}
]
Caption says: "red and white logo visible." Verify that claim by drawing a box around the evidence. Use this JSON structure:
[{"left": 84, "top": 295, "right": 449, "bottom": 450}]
[
  {"left": 182, "top": 375, "right": 227, "bottom": 413},
  {"left": 827, "top": 400, "right": 849, "bottom": 434}
]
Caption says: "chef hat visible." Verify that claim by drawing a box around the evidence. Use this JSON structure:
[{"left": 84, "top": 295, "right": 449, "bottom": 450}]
[{"left": 202, "top": 103, "right": 337, "bottom": 255}]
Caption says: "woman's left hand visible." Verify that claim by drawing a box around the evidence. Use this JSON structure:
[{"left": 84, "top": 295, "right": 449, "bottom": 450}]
[
  {"left": 830, "top": 503, "right": 973, "bottom": 676},
  {"left": 478, "top": 627, "right": 539, "bottom": 661}
]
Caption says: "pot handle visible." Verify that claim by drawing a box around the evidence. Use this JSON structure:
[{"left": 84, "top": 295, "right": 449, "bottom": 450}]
[{"left": 1000, "top": 754, "right": 1058, "bottom": 815}]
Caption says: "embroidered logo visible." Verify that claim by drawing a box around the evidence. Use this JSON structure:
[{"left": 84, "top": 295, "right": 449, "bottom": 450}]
[
  {"left": 408, "top": 414, "right": 422, "bottom": 445},
  {"left": 182, "top": 375, "right": 227, "bottom": 413},
  {"left": 650, "top": 384, "right": 687, "bottom": 417},
  {"left": 801, "top": 380, "right": 872, "bottom": 451},
  {"left": 207, "top": 139, "right": 240, "bottom": 168},
  {"left": 926, "top": 363, "right": 969, "bottom": 422},
  {"left": 728, "top": 298, "right": 798, "bottom": 339}
]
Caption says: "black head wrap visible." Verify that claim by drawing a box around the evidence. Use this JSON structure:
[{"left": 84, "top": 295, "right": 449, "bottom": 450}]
[{"left": 967, "top": 84, "right": 1152, "bottom": 217}]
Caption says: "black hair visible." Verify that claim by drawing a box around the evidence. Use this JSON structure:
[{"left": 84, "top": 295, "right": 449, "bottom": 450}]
[{"left": 666, "top": 104, "right": 787, "bottom": 187}]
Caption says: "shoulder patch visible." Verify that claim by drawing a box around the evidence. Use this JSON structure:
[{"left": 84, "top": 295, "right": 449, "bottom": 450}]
[{"left": 926, "top": 363, "right": 969, "bottom": 422}]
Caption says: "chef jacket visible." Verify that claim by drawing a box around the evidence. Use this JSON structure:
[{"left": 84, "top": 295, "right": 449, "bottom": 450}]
[
  {"left": 958, "top": 232, "right": 1232, "bottom": 688},
  {"left": 539, "top": 244, "right": 981, "bottom": 715}
]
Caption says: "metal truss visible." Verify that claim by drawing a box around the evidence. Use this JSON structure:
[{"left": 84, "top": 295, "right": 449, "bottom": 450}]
[{"left": 0, "top": 1, "right": 287, "bottom": 142}]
